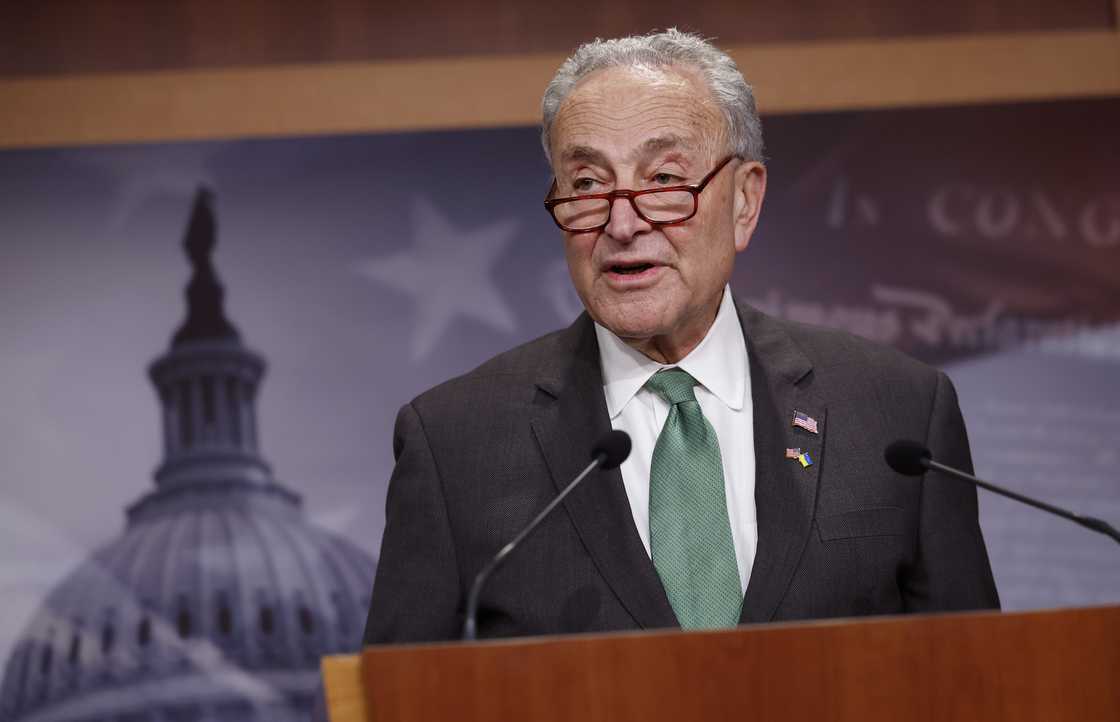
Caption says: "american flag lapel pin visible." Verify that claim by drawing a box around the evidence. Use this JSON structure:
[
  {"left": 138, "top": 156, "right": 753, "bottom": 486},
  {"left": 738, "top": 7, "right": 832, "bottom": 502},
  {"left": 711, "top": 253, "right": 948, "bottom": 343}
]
[
  {"left": 792, "top": 411, "right": 819, "bottom": 434},
  {"left": 785, "top": 448, "right": 801, "bottom": 460}
]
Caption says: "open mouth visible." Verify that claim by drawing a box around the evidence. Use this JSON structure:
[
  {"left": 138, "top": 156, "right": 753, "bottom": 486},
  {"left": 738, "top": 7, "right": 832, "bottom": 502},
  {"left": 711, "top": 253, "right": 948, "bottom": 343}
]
[{"left": 609, "top": 263, "right": 655, "bottom": 275}]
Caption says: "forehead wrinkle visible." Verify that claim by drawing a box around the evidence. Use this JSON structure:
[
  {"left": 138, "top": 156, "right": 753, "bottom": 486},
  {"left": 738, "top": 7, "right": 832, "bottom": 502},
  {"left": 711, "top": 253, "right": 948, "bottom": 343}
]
[
  {"left": 559, "top": 111, "right": 712, "bottom": 147},
  {"left": 561, "top": 95, "right": 714, "bottom": 126},
  {"left": 553, "top": 73, "right": 726, "bottom": 166},
  {"left": 560, "top": 107, "right": 716, "bottom": 145}
]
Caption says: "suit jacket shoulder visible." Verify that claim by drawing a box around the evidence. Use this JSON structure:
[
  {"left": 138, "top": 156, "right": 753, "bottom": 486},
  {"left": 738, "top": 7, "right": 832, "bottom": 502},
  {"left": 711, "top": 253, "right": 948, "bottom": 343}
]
[
  {"left": 365, "top": 315, "right": 659, "bottom": 642},
  {"left": 736, "top": 301, "right": 955, "bottom": 447},
  {"left": 741, "top": 301, "right": 938, "bottom": 390}
]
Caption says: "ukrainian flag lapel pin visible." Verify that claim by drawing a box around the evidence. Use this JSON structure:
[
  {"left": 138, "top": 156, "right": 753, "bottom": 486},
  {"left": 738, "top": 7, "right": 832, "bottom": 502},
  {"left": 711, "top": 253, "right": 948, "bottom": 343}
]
[{"left": 786, "top": 447, "right": 813, "bottom": 468}]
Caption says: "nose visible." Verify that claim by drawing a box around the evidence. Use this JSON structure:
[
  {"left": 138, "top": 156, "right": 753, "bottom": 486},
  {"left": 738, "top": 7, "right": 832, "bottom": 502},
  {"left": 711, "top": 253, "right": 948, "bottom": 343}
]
[{"left": 603, "top": 196, "right": 651, "bottom": 243}]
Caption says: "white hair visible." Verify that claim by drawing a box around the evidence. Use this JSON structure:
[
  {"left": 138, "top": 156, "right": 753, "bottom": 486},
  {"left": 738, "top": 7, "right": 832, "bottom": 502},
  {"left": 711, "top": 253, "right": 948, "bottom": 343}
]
[{"left": 540, "top": 28, "right": 765, "bottom": 164}]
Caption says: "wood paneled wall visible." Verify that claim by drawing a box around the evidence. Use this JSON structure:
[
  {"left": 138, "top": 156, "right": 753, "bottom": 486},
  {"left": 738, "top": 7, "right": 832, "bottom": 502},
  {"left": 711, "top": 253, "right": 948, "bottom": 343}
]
[
  {"left": 1, "top": 0, "right": 1114, "bottom": 77},
  {"left": 0, "top": 1, "right": 1117, "bottom": 148}
]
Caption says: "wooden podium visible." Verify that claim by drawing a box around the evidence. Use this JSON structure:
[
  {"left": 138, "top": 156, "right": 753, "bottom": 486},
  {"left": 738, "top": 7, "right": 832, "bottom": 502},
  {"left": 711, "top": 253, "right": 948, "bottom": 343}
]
[{"left": 322, "top": 606, "right": 1119, "bottom": 721}]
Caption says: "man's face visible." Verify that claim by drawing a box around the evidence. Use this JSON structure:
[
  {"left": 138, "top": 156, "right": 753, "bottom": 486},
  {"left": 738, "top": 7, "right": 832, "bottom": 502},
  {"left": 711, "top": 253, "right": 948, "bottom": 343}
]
[{"left": 549, "top": 64, "right": 766, "bottom": 359}]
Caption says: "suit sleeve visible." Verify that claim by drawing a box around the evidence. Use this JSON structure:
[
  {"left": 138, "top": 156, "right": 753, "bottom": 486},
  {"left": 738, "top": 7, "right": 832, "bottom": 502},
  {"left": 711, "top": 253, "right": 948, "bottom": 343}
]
[
  {"left": 363, "top": 402, "right": 462, "bottom": 644},
  {"left": 902, "top": 371, "right": 1000, "bottom": 612}
]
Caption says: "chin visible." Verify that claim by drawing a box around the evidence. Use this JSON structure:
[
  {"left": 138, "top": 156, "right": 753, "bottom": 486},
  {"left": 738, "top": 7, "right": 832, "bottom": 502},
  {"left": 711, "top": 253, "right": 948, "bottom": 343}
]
[{"left": 591, "top": 301, "right": 672, "bottom": 341}]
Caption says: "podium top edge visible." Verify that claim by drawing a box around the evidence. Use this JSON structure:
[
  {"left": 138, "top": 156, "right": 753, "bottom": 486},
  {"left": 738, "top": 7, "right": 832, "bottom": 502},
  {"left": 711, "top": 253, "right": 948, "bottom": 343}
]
[{"left": 347, "top": 603, "right": 1120, "bottom": 659}]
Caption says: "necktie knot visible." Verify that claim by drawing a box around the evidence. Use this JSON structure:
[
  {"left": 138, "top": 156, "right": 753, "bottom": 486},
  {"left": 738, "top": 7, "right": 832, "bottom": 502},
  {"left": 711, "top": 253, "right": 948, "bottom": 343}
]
[{"left": 645, "top": 368, "right": 698, "bottom": 406}]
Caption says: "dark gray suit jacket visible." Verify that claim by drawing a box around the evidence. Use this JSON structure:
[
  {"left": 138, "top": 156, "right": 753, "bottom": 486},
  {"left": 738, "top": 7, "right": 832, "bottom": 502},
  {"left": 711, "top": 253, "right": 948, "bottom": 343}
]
[{"left": 363, "top": 300, "right": 999, "bottom": 643}]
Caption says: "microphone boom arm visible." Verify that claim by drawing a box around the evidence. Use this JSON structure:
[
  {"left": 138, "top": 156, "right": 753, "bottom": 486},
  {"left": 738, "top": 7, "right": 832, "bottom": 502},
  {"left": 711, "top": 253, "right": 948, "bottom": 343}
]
[{"left": 923, "top": 458, "right": 1120, "bottom": 545}]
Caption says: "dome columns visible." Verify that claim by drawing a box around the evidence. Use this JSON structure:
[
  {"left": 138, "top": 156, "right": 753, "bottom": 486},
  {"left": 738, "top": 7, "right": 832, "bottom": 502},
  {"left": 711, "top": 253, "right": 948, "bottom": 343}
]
[{"left": 149, "top": 342, "right": 273, "bottom": 488}]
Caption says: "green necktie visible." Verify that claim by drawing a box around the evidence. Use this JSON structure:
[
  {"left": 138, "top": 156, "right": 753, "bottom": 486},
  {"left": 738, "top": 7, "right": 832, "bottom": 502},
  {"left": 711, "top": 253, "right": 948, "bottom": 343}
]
[{"left": 646, "top": 368, "right": 742, "bottom": 629}]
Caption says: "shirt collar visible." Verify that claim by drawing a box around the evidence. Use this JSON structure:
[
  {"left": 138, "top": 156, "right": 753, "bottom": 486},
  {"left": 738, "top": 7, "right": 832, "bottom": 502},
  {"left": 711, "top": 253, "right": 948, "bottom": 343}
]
[{"left": 595, "top": 285, "right": 748, "bottom": 419}]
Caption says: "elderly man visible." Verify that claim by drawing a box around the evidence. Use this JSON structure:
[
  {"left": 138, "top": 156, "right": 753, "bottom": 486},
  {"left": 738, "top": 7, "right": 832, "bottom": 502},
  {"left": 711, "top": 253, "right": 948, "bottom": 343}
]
[{"left": 363, "top": 30, "right": 998, "bottom": 643}]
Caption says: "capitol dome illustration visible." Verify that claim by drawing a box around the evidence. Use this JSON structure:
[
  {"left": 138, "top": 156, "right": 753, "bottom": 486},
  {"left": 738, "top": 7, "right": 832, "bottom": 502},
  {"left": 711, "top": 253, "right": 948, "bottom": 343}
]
[{"left": 0, "top": 189, "right": 377, "bottom": 721}]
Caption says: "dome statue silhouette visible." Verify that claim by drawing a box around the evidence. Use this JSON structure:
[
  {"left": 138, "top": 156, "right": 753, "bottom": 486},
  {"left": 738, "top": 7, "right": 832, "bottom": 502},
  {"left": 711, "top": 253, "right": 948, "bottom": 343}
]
[{"left": 0, "top": 189, "right": 377, "bottom": 721}]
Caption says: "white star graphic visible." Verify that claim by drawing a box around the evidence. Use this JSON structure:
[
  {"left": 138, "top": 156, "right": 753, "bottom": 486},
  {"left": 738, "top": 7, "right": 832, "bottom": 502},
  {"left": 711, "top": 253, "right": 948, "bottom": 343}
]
[{"left": 355, "top": 197, "right": 520, "bottom": 360}]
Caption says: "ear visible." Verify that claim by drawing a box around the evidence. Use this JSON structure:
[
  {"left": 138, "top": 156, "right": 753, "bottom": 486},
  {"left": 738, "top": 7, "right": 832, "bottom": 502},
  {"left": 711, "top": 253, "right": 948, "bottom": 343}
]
[{"left": 731, "top": 161, "right": 767, "bottom": 253}]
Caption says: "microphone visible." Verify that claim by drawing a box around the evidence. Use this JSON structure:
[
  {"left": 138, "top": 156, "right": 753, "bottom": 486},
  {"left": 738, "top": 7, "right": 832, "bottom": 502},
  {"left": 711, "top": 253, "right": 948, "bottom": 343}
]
[
  {"left": 461, "top": 430, "right": 632, "bottom": 640},
  {"left": 885, "top": 440, "right": 1120, "bottom": 544}
]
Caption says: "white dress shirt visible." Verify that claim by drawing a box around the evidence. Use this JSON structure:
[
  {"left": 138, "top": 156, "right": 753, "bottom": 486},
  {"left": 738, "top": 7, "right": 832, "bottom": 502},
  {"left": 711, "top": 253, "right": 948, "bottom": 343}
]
[{"left": 594, "top": 286, "right": 757, "bottom": 594}]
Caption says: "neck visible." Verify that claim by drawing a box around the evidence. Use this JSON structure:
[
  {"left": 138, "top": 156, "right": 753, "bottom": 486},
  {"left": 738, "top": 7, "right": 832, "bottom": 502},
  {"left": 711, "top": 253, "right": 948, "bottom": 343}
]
[{"left": 622, "top": 296, "right": 723, "bottom": 365}]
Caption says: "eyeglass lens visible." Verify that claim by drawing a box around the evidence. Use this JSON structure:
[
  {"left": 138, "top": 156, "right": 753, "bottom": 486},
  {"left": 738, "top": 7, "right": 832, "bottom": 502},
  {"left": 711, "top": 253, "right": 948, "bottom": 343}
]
[{"left": 552, "top": 190, "right": 695, "bottom": 230}]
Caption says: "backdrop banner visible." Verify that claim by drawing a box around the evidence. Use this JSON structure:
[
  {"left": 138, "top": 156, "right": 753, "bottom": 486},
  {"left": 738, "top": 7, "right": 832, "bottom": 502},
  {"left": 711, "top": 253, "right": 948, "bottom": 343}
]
[{"left": 1, "top": 98, "right": 1117, "bottom": 720}]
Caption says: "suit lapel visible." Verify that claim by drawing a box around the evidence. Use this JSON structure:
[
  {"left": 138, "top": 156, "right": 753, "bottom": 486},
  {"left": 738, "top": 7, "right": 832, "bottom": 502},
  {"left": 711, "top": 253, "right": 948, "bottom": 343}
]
[
  {"left": 736, "top": 301, "right": 825, "bottom": 624},
  {"left": 529, "top": 315, "right": 678, "bottom": 630}
]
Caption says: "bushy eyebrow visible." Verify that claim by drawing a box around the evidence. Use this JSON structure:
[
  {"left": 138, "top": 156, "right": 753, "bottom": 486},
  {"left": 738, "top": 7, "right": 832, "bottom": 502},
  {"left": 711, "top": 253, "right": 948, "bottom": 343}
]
[
  {"left": 638, "top": 134, "right": 695, "bottom": 158},
  {"left": 557, "top": 134, "right": 697, "bottom": 170},
  {"left": 559, "top": 145, "right": 609, "bottom": 166}
]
